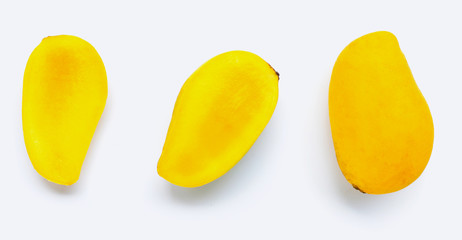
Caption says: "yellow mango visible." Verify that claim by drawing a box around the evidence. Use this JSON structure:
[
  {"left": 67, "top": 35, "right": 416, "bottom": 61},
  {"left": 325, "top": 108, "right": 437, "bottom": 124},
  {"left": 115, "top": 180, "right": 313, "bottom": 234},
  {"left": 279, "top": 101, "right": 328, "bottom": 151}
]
[
  {"left": 23, "top": 35, "right": 107, "bottom": 185},
  {"left": 158, "top": 51, "right": 279, "bottom": 187},
  {"left": 329, "top": 31, "right": 434, "bottom": 194}
]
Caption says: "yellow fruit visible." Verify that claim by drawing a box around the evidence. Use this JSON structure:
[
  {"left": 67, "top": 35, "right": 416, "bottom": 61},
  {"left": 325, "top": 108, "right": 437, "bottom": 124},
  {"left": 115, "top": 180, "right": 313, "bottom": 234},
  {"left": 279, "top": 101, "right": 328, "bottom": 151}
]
[
  {"left": 23, "top": 35, "right": 107, "bottom": 185},
  {"left": 329, "top": 31, "right": 434, "bottom": 194},
  {"left": 158, "top": 51, "right": 279, "bottom": 187}
]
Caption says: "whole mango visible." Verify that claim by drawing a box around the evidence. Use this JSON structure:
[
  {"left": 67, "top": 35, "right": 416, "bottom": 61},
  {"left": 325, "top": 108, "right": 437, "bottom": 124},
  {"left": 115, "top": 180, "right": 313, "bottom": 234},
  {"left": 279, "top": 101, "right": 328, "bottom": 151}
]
[{"left": 329, "top": 31, "right": 434, "bottom": 194}]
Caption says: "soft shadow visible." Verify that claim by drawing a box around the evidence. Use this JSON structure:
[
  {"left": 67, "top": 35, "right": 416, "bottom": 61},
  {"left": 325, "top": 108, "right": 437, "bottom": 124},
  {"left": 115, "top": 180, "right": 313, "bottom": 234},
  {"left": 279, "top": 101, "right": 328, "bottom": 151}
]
[
  {"left": 78, "top": 91, "right": 112, "bottom": 187},
  {"left": 39, "top": 177, "right": 80, "bottom": 195},
  {"left": 167, "top": 176, "right": 231, "bottom": 205},
  {"left": 165, "top": 108, "right": 281, "bottom": 205}
]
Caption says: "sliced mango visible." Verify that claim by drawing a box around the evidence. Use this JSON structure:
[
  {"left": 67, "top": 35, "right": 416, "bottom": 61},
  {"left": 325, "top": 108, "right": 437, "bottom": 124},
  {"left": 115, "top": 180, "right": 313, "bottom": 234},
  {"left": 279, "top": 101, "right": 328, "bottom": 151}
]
[
  {"left": 329, "top": 31, "right": 434, "bottom": 194},
  {"left": 158, "top": 51, "right": 279, "bottom": 187},
  {"left": 23, "top": 35, "right": 107, "bottom": 185}
]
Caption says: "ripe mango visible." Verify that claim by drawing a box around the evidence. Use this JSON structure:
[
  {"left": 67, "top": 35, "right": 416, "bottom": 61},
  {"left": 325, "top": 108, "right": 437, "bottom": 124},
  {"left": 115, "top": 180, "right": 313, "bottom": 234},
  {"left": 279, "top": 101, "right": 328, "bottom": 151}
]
[
  {"left": 329, "top": 31, "right": 434, "bottom": 194},
  {"left": 158, "top": 51, "right": 279, "bottom": 187},
  {"left": 23, "top": 35, "right": 107, "bottom": 185}
]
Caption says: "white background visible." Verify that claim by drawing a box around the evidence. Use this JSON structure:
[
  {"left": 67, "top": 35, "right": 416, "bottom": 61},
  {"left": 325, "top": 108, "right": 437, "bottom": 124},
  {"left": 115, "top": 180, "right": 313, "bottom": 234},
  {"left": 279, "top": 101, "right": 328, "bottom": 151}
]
[{"left": 0, "top": 0, "right": 461, "bottom": 239}]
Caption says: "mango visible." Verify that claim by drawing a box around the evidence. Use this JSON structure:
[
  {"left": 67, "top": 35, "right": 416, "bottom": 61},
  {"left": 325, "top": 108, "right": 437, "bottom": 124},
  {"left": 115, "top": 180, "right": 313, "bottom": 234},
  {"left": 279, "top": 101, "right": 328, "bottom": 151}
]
[
  {"left": 329, "top": 31, "right": 434, "bottom": 194},
  {"left": 158, "top": 51, "right": 279, "bottom": 187},
  {"left": 23, "top": 35, "right": 107, "bottom": 185}
]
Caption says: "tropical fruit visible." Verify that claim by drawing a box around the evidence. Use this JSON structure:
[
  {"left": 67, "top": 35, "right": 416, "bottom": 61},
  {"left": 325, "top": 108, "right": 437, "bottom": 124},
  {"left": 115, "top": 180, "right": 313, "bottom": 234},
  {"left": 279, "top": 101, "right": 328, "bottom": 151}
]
[
  {"left": 329, "top": 31, "right": 434, "bottom": 194},
  {"left": 158, "top": 51, "right": 279, "bottom": 187},
  {"left": 23, "top": 35, "right": 107, "bottom": 185}
]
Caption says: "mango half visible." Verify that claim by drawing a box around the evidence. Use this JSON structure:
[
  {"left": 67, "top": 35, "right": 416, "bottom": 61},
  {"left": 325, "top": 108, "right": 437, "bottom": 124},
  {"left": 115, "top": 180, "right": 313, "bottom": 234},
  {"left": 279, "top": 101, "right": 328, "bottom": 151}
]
[
  {"left": 158, "top": 51, "right": 279, "bottom": 187},
  {"left": 23, "top": 35, "right": 107, "bottom": 185},
  {"left": 329, "top": 31, "right": 434, "bottom": 194}
]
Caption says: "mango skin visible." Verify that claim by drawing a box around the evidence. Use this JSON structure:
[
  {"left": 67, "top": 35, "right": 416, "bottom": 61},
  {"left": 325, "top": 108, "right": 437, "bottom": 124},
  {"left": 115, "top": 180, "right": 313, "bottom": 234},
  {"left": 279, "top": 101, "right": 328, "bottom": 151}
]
[
  {"left": 329, "top": 31, "right": 434, "bottom": 194},
  {"left": 23, "top": 35, "right": 107, "bottom": 185},
  {"left": 158, "top": 51, "right": 279, "bottom": 188}
]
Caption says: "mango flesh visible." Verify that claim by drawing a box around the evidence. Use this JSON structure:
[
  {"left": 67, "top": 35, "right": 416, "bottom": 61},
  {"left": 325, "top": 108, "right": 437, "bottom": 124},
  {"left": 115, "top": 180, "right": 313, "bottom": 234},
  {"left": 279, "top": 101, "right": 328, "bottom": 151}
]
[
  {"left": 329, "top": 31, "right": 434, "bottom": 194},
  {"left": 23, "top": 35, "right": 107, "bottom": 185},
  {"left": 158, "top": 51, "right": 279, "bottom": 188}
]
